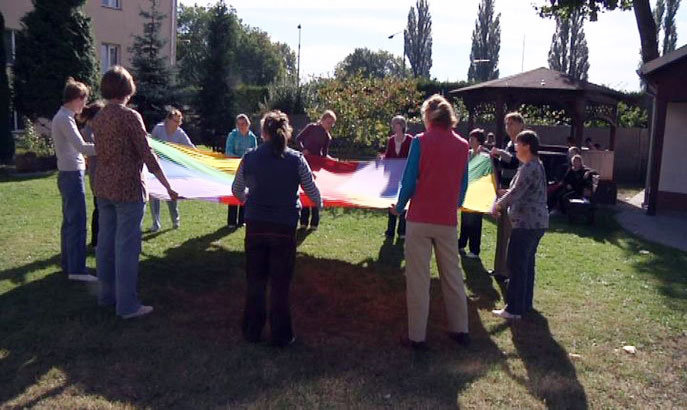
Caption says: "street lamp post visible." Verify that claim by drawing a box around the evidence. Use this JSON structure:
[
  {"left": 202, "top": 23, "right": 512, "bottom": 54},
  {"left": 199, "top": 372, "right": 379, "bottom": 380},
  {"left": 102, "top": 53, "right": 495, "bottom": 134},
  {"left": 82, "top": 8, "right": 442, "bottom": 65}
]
[
  {"left": 297, "top": 24, "right": 302, "bottom": 88},
  {"left": 388, "top": 30, "right": 406, "bottom": 74}
]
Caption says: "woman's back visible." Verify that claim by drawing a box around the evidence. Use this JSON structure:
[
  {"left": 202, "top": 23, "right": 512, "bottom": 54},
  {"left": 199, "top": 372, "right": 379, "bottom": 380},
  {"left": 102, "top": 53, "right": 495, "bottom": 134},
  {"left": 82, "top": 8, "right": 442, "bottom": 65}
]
[
  {"left": 241, "top": 143, "right": 304, "bottom": 226},
  {"left": 92, "top": 103, "right": 161, "bottom": 202}
]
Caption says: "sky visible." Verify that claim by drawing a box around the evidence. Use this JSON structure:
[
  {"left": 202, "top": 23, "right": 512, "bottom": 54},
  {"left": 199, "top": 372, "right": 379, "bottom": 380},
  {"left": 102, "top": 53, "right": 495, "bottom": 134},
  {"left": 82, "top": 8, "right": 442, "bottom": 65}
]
[{"left": 178, "top": 0, "right": 687, "bottom": 92}]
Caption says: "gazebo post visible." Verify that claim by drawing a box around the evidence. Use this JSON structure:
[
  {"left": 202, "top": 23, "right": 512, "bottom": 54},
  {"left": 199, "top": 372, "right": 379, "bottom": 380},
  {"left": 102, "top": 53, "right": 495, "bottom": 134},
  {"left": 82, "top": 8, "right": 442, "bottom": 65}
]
[
  {"left": 609, "top": 124, "right": 617, "bottom": 151},
  {"left": 572, "top": 97, "right": 586, "bottom": 147},
  {"left": 467, "top": 103, "right": 475, "bottom": 132},
  {"left": 495, "top": 94, "right": 505, "bottom": 148},
  {"left": 609, "top": 105, "right": 618, "bottom": 151}
]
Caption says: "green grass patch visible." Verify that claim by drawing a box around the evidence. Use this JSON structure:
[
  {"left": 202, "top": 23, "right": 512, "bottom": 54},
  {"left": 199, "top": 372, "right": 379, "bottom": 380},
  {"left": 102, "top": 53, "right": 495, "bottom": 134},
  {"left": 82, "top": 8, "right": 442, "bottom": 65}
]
[{"left": 1, "top": 172, "right": 685, "bottom": 408}]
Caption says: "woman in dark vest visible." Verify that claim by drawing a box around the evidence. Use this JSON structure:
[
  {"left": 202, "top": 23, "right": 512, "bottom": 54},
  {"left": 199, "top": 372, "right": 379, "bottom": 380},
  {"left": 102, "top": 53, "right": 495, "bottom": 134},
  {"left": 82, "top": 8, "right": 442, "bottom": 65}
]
[{"left": 232, "top": 110, "right": 322, "bottom": 347}]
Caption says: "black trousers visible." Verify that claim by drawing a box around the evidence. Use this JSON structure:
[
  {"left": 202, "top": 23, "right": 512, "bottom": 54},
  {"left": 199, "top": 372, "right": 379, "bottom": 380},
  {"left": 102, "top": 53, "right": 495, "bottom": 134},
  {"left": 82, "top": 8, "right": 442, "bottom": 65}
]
[
  {"left": 385, "top": 209, "right": 406, "bottom": 236},
  {"left": 227, "top": 205, "right": 245, "bottom": 226},
  {"left": 90, "top": 196, "right": 99, "bottom": 246},
  {"left": 458, "top": 212, "right": 483, "bottom": 255},
  {"left": 299, "top": 207, "right": 319, "bottom": 227},
  {"left": 243, "top": 220, "right": 297, "bottom": 346}
]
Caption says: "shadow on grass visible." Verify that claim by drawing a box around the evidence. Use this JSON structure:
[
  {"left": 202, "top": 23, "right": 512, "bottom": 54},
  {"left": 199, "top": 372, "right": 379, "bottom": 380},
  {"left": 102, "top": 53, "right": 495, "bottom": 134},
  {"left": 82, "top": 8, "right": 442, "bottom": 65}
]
[
  {"left": 511, "top": 312, "right": 589, "bottom": 409},
  {"left": 0, "top": 170, "right": 57, "bottom": 184},
  {"left": 548, "top": 208, "right": 687, "bottom": 305},
  {"left": 0, "top": 223, "right": 593, "bottom": 408},
  {"left": 0, "top": 254, "right": 61, "bottom": 285},
  {"left": 461, "top": 257, "right": 588, "bottom": 409}
]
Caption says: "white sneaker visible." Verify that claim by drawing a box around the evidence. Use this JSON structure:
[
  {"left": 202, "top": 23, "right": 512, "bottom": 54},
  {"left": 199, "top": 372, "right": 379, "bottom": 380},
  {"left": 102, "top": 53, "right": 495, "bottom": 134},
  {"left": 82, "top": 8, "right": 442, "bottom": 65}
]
[
  {"left": 122, "top": 305, "right": 154, "bottom": 319},
  {"left": 173, "top": 222, "right": 180, "bottom": 229},
  {"left": 491, "top": 308, "right": 521, "bottom": 320},
  {"left": 150, "top": 226, "right": 160, "bottom": 233},
  {"left": 465, "top": 252, "right": 480, "bottom": 259},
  {"left": 68, "top": 274, "right": 98, "bottom": 282}
]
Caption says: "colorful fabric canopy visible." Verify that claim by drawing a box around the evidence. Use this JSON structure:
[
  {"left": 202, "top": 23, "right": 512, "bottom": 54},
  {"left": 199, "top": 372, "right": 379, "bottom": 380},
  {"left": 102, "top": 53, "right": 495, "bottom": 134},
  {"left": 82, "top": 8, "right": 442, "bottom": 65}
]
[{"left": 146, "top": 139, "right": 496, "bottom": 213}]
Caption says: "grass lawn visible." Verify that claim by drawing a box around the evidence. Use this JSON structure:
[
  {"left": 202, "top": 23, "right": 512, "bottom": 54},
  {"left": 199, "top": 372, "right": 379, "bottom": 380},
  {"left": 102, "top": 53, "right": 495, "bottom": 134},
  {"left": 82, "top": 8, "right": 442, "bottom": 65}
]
[{"left": 1, "top": 171, "right": 686, "bottom": 408}]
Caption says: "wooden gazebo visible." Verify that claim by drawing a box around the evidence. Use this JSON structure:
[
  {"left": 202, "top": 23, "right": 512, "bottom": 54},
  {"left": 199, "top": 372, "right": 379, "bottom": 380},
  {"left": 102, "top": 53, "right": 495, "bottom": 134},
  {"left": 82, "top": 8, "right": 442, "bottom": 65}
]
[{"left": 451, "top": 67, "right": 626, "bottom": 149}]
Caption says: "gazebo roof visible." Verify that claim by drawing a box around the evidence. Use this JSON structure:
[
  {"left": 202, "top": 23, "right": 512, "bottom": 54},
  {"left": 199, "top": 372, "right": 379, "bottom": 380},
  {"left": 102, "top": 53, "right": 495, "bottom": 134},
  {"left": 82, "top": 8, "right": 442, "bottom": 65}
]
[{"left": 451, "top": 67, "right": 625, "bottom": 102}]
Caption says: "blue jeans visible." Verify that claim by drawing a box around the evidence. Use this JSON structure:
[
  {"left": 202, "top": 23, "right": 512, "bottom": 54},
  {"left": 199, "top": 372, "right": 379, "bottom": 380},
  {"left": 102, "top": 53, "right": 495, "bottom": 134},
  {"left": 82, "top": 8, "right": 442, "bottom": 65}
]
[
  {"left": 96, "top": 198, "right": 146, "bottom": 316},
  {"left": 149, "top": 198, "right": 179, "bottom": 230},
  {"left": 505, "top": 228, "right": 545, "bottom": 316},
  {"left": 58, "top": 171, "right": 87, "bottom": 275}
]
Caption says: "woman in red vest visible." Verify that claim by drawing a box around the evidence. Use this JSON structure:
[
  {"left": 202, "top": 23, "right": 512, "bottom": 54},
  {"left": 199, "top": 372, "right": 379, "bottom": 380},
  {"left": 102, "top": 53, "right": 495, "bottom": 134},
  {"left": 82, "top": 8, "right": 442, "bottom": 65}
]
[{"left": 391, "top": 95, "right": 471, "bottom": 350}]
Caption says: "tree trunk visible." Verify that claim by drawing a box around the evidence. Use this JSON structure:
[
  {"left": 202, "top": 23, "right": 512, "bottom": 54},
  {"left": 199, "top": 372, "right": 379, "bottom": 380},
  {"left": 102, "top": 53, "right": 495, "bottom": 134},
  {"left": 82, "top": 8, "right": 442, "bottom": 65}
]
[{"left": 633, "top": 0, "right": 660, "bottom": 63}]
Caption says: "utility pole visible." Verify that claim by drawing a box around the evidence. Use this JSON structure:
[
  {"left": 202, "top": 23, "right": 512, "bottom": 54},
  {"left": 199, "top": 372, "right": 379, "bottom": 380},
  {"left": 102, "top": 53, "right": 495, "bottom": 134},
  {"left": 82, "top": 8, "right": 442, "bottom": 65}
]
[
  {"left": 388, "top": 30, "right": 406, "bottom": 75},
  {"left": 297, "top": 24, "right": 301, "bottom": 87}
]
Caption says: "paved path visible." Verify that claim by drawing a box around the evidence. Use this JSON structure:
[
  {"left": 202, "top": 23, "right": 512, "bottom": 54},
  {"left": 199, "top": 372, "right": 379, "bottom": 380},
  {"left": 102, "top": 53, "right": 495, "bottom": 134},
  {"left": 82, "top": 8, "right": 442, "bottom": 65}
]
[{"left": 615, "top": 191, "right": 687, "bottom": 252}]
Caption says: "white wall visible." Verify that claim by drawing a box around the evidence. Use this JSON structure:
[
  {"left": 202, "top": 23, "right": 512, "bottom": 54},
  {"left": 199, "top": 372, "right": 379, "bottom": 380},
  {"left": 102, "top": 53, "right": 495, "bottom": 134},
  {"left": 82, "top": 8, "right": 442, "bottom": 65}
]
[{"left": 659, "top": 103, "right": 687, "bottom": 194}]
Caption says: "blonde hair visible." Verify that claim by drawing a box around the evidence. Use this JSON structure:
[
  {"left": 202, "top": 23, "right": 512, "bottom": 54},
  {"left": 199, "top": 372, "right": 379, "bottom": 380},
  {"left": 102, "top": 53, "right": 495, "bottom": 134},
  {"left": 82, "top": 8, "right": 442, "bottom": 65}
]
[
  {"left": 320, "top": 110, "right": 337, "bottom": 122},
  {"left": 236, "top": 113, "right": 250, "bottom": 125},
  {"left": 421, "top": 94, "right": 457, "bottom": 128},
  {"left": 505, "top": 112, "right": 525, "bottom": 125}
]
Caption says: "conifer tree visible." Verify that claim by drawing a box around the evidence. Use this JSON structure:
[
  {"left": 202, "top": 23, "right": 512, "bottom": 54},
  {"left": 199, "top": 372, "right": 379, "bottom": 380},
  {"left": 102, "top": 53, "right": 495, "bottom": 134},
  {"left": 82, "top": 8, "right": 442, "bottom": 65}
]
[
  {"left": 0, "top": 12, "right": 14, "bottom": 163},
  {"left": 129, "top": 0, "right": 173, "bottom": 130},
  {"left": 548, "top": 10, "right": 590, "bottom": 81},
  {"left": 13, "top": 0, "right": 99, "bottom": 120},
  {"left": 404, "top": 0, "right": 433, "bottom": 78},
  {"left": 467, "top": 0, "right": 501, "bottom": 82},
  {"left": 197, "top": 0, "right": 238, "bottom": 144}
]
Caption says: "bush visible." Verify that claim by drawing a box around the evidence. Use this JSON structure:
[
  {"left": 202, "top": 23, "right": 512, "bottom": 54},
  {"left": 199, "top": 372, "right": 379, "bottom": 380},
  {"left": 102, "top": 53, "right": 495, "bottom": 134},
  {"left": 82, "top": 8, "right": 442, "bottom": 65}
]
[
  {"left": 306, "top": 75, "right": 422, "bottom": 158},
  {"left": 17, "top": 118, "right": 53, "bottom": 157}
]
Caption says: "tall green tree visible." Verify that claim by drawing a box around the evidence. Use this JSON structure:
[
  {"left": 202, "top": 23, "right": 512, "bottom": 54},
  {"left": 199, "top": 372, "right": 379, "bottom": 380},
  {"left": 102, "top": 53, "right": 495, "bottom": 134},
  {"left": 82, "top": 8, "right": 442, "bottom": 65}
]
[
  {"left": 467, "top": 0, "right": 501, "bottom": 82},
  {"left": 13, "top": 0, "right": 99, "bottom": 120},
  {"left": 177, "top": 4, "right": 212, "bottom": 86},
  {"left": 275, "top": 42, "right": 297, "bottom": 82},
  {"left": 197, "top": 0, "right": 238, "bottom": 143},
  {"left": 404, "top": 0, "right": 433, "bottom": 78},
  {"left": 548, "top": 10, "right": 590, "bottom": 80},
  {"left": 236, "top": 26, "right": 287, "bottom": 86},
  {"left": 129, "top": 0, "right": 173, "bottom": 130},
  {"left": 176, "top": 5, "right": 291, "bottom": 88},
  {"left": 334, "top": 48, "right": 405, "bottom": 79},
  {"left": 537, "top": 0, "right": 659, "bottom": 64},
  {"left": 656, "top": 0, "right": 681, "bottom": 54},
  {"left": 0, "top": 12, "right": 14, "bottom": 163}
]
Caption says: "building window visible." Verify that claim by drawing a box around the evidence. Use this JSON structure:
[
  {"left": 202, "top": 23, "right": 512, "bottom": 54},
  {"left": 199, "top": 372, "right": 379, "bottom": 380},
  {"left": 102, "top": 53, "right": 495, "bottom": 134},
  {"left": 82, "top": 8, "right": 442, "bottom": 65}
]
[
  {"left": 101, "top": 43, "right": 120, "bottom": 72},
  {"left": 101, "top": 0, "right": 121, "bottom": 9},
  {"left": 3, "top": 30, "right": 17, "bottom": 65}
]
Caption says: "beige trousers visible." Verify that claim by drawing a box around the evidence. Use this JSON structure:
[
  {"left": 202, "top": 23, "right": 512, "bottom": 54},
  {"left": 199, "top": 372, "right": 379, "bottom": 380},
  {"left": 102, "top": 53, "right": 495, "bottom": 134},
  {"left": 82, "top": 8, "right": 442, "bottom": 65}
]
[{"left": 404, "top": 221, "right": 469, "bottom": 342}]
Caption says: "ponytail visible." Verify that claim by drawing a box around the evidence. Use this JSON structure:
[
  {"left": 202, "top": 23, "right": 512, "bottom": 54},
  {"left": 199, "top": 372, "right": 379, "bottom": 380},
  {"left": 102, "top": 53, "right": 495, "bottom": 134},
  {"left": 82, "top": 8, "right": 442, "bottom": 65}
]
[{"left": 260, "top": 110, "right": 292, "bottom": 157}]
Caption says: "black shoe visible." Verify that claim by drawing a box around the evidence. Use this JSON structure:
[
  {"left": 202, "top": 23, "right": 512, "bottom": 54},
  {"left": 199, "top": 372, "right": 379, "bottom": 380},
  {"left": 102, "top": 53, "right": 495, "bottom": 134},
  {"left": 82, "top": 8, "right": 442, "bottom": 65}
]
[
  {"left": 489, "top": 271, "right": 509, "bottom": 283},
  {"left": 272, "top": 336, "right": 296, "bottom": 348},
  {"left": 400, "top": 336, "right": 429, "bottom": 351},
  {"left": 448, "top": 332, "right": 471, "bottom": 346}
]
